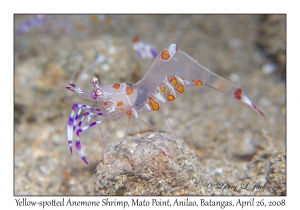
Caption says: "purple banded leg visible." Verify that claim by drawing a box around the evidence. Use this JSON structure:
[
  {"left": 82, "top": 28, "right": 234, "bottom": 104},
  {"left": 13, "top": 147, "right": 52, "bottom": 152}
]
[
  {"left": 67, "top": 104, "right": 102, "bottom": 155},
  {"left": 73, "top": 105, "right": 102, "bottom": 132},
  {"left": 73, "top": 105, "right": 84, "bottom": 131},
  {"left": 75, "top": 120, "right": 101, "bottom": 164},
  {"left": 69, "top": 109, "right": 120, "bottom": 164},
  {"left": 75, "top": 115, "right": 120, "bottom": 164},
  {"left": 73, "top": 112, "right": 104, "bottom": 164}
]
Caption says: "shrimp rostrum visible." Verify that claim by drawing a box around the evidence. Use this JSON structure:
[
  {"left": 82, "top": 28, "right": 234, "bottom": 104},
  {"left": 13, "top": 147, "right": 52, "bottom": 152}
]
[{"left": 66, "top": 44, "right": 264, "bottom": 164}]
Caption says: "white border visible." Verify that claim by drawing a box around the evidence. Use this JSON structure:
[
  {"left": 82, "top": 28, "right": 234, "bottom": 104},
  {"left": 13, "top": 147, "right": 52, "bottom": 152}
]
[{"left": 5, "top": 0, "right": 296, "bottom": 209}]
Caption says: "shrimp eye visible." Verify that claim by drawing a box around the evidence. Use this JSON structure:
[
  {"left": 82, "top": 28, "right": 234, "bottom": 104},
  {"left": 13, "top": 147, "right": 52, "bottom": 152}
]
[
  {"left": 92, "top": 76, "right": 98, "bottom": 85},
  {"left": 96, "top": 88, "right": 102, "bottom": 95}
]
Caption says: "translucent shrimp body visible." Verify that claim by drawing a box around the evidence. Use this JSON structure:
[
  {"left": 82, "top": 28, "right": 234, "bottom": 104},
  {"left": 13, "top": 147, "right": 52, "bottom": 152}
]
[
  {"left": 66, "top": 44, "right": 264, "bottom": 164},
  {"left": 133, "top": 44, "right": 264, "bottom": 115}
]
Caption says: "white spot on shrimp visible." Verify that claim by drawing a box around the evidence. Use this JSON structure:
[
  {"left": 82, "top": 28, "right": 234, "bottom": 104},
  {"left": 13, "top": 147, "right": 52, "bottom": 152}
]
[{"left": 155, "top": 93, "right": 166, "bottom": 103}]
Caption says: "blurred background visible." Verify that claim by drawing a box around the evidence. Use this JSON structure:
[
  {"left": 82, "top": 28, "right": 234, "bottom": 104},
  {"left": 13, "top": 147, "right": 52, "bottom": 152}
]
[{"left": 14, "top": 14, "right": 285, "bottom": 195}]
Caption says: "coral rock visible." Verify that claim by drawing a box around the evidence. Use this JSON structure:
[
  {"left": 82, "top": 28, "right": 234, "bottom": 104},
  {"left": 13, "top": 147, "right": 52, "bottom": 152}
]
[{"left": 94, "top": 132, "right": 205, "bottom": 195}]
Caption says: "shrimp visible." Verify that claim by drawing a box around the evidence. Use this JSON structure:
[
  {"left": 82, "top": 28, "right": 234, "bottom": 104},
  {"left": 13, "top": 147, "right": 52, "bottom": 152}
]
[{"left": 66, "top": 44, "right": 264, "bottom": 164}]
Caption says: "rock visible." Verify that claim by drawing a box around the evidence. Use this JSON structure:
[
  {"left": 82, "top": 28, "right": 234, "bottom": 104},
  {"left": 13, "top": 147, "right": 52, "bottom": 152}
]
[{"left": 94, "top": 132, "right": 205, "bottom": 195}]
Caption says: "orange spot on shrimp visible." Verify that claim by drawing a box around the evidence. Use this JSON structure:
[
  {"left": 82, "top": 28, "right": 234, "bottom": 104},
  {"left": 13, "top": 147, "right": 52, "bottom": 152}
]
[
  {"left": 120, "top": 108, "right": 124, "bottom": 112},
  {"left": 117, "top": 101, "right": 123, "bottom": 106},
  {"left": 234, "top": 88, "right": 242, "bottom": 100},
  {"left": 126, "top": 85, "right": 133, "bottom": 95},
  {"left": 168, "top": 76, "right": 177, "bottom": 85},
  {"left": 127, "top": 111, "right": 132, "bottom": 118},
  {"left": 103, "top": 101, "right": 108, "bottom": 106},
  {"left": 192, "top": 79, "right": 203, "bottom": 86},
  {"left": 148, "top": 95, "right": 160, "bottom": 110},
  {"left": 160, "top": 50, "right": 171, "bottom": 61},
  {"left": 167, "top": 94, "right": 175, "bottom": 101},
  {"left": 159, "top": 85, "right": 166, "bottom": 92},
  {"left": 112, "top": 83, "right": 120, "bottom": 89},
  {"left": 132, "top": 34, "right": 139, "bottom": 43},
  {"left": 175, "top": 84, "right": 184, "bottom": 93}
]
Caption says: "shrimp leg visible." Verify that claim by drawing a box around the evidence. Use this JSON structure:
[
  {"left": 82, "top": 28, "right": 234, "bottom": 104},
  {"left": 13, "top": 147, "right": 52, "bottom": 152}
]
[{"left": 67, "top": 103, "right": 120, "bottom": 164}]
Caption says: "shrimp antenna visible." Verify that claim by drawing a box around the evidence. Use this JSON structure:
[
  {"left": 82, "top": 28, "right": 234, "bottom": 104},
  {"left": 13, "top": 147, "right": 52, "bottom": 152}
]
[
  {"left": 66, "top": 56, "right": 81, "bottom": 92},
  {"left": 70, "top": 56, "right": 81, "bottom": 82}
]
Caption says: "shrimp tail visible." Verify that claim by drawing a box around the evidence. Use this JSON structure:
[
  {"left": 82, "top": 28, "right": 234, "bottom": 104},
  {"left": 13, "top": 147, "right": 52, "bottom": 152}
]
[{"left": 203, "top": 76, "right": 265, "bottom": 118}]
